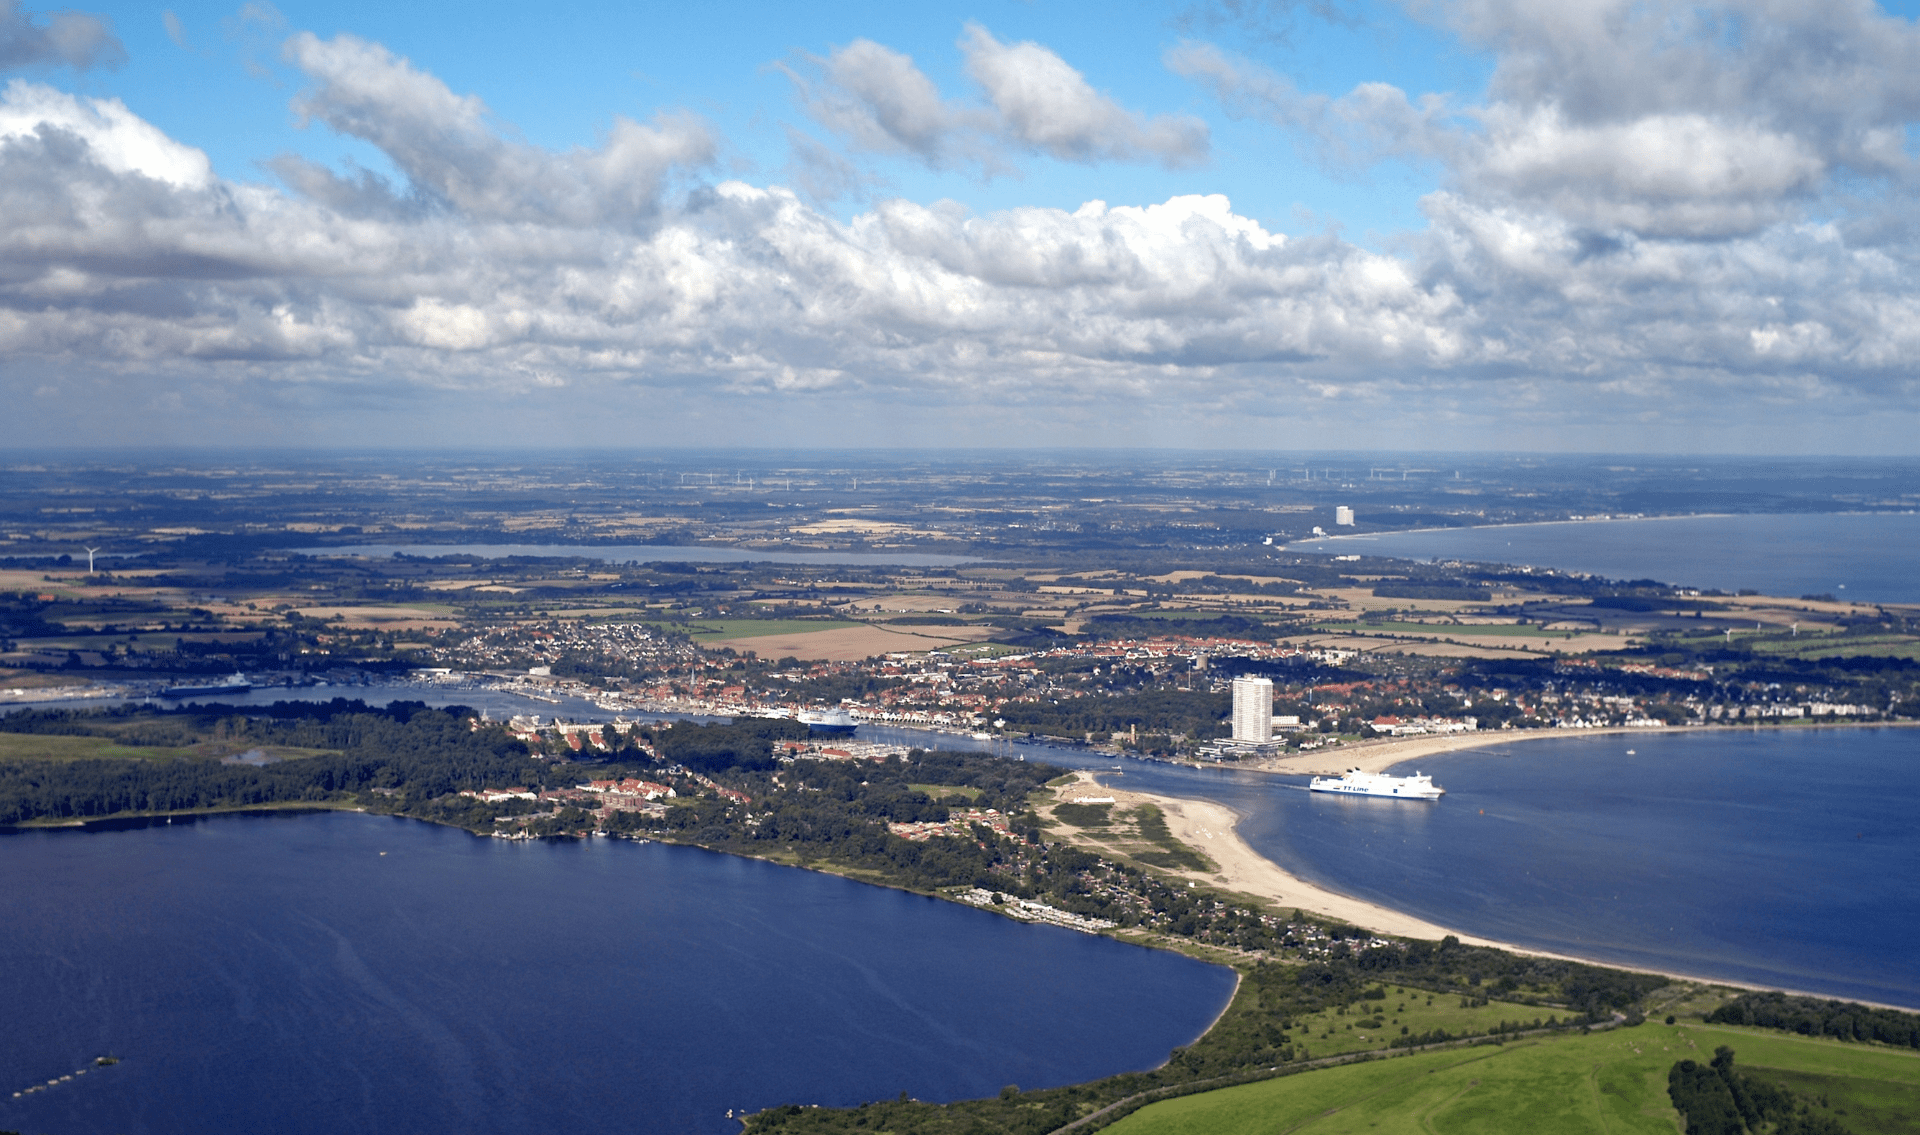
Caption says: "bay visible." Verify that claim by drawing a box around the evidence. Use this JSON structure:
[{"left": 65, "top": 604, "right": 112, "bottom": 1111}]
[
  {"left": 0, "top": 813, "right": 1233, "bottom": 1135},
  {"left": 877, "top": 726, "right": 1920, "bottom": 1010},
  {"left": 1289, "top": 512, "right": 1920, "bottom": 603}
]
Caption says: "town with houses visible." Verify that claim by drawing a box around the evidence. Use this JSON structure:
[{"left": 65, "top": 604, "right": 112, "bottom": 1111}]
[{"left": 420, "top": 617, "right": 1890, "bottom": 774}]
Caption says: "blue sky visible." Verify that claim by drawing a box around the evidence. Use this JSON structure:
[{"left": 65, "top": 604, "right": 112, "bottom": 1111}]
[
  {"left": 4, "top": 0, "right": 1920, "bottom": 452},
  {"left": 75, "top": 0, "right": 1485, "bottom": 237}
]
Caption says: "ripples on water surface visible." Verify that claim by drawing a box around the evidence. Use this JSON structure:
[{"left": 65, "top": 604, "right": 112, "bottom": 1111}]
[{"left": 0, "top": 813, "right": 1232, "bottom": 1135}]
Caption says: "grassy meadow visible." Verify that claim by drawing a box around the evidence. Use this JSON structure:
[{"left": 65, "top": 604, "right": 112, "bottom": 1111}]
[
  {"left": 1105, "top": 1021, "right": 1920, "bottom": 1135},
  {"left": 0, "top": 732, "right": 338, "bottom": 765},
  {"left": 0, "top": 732, "right": 202, "bottom": 762},
  {"left": 681, "top": 618, "right": 863, "bottom": 642}
]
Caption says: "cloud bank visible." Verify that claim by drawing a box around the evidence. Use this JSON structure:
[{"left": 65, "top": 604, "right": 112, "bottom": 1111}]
[{"left": 0, "top": 3, "right": 1917, "bottom": 448}]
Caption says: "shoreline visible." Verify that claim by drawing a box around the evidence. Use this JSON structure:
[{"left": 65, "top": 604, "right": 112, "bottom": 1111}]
[
  {"left": 1062, "top": 765, "right": 1919, "bottom": 1013},
  {"left": 1240, "top": 718, "right": 1918, "bottom": 778},
  {"left": 12, "top": 751, "right": 1915, "bottom": 1014}
]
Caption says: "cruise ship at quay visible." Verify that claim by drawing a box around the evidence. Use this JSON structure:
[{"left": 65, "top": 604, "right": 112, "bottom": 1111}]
[{"left": 1309, "top": 769, "right": 1445, "bottom": 800}]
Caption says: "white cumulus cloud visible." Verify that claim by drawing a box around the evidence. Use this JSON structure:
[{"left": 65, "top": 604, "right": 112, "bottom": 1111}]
[{"left": 788, "top": 24, "right": 1208, "bottom": 177}]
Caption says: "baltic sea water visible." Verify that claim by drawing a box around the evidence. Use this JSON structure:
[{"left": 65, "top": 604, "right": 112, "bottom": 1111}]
[
  {"left": 0, "top": 812, "right": 1233, "bottom": 1134},
  {"left": 1290, "top": 512, "right": 1920, "bottom": 603},
  {"left": 887, "top": 727, "right": 1920, "bottom": 1009}
]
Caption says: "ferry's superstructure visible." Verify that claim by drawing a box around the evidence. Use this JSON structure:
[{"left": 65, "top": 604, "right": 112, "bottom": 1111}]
[
  {"left": 797, "top": 708, "right": 858, "bottom": 736},
  {"left": 158, "top": 673, "right": 251, "bottom": 699},
  {"left": 1309, "top": 768, "right": 1444, "bottom": 800}
]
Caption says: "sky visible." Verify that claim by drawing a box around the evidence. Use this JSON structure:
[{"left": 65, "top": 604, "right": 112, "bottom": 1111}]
[{"left": 3, "top": 0, "right": 1920, "bottom": 453}]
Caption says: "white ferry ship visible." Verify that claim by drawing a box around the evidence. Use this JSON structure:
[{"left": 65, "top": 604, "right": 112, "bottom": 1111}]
[
  {"left": 797, "top": 708, "right": 858, "bottom": 736},
  {"left": 157, "top": 673, "right": 252, "bottom": 699},
  {"left": 1309, "top": 768, "right": 1444, "bottom": 800}
]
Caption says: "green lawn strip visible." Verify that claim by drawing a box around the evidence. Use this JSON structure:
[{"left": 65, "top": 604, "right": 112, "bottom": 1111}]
[
  {"left": 1127, "top": 804, "right": 1212, "bottom": 871},
  {"left": 1121, "top": 609, "right": 1277, "bottom": 621},
  {"left": 0, "top": 671, "right": 89, "bottom": 690},
  {"left": 684, "top": 619, "right": 864, "bottom": 641},
  {"left": 0, "top": 733, "right": 203, "bottom": 762},
  {"left": 1285, "top": 990, "right": 1559, "bottom": 1060},
  {"left": 1312, "top": 622, "right": 1580, "bottom": 639},
  {"left": 1759, "top": 641, "right": 1920, "bottom": 661},
  {"left": 1106, "top": 1022, "right": 1920, "bottom": 1135},
  {"left": 0, "top": 732, "right": 343, "bottom": 764},
  {"left": 1743, "top": 1066, "right": 1920, "bottom": 1135},
  {"left": 908, "top": 782, "right": 982, "bottom": 801}
]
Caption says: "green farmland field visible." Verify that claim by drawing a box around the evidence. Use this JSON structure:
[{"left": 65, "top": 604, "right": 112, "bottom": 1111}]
[
  {"left": 681, "top": 619, "right": 864, "bottom": 642},
  {"left": 1105, "top": 1022, "right": 1920, "bottom": 1135},
  {"left": 0, "top": 733, "right": 338, "bottom": 764},
  {"left": 1314, "top": 622, "right": 1589, "bottom": 638}
]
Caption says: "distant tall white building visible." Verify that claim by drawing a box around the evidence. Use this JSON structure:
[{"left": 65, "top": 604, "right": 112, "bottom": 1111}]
[
  {"left": 1231, "top": 676, "right": 1273, "bottom": 743},
  {"left": 1335, "top": 506, "right": 1356, "bottom": 526}
]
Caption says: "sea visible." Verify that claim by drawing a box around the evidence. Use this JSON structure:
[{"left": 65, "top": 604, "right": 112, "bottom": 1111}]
[
  {"left": 1289, "top": 512, "right": 1920, "bottom": 604},
  {"left": 8, "top": 511, "right": 1919, "bottom": 1128},
  {"left": 867, "top": 726, "right": 1920, "bottom": 1011},
  {"left": 0, "top": 812, "right": 1233, "bottom": 1135}
]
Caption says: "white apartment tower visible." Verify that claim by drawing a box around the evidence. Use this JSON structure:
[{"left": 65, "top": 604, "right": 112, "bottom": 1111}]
[
  {"left": 1231, "top": 676, "right": 1274, "bottom": 743},
  {"left": 1335, "top": 506, "right": 1356, "bottom": 526}
]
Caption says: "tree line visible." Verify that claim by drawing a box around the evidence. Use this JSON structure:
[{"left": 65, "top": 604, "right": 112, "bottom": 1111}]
[
  {"left": 1668, "top": 1047, "right": 1850, "bottom": 1135},
  {"left": 1706, "top": 992, "right": 1920, "bottom": 1049},
  {"left": 0, "top": 701, "right": 541, "bottom": 825}
]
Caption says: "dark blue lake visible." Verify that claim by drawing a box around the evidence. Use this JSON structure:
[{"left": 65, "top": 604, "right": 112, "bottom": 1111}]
[
  {"left": 1291, "top": 512, "right": 1920, "bottom": 603},
  {"left": 0, "top": 814, "right": 1233, "bottom": 1135}
]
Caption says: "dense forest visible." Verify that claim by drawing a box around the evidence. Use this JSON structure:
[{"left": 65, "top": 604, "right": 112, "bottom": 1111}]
[
  {"left": 1706, "top": 993, "right": 1920, "bottom": 1049},
  {"left": 0, "top": 701, "right": 541, "bottom": 825},
  {"left": 1668, "top": 1047, "right": 1852, "bottom": 1135}
]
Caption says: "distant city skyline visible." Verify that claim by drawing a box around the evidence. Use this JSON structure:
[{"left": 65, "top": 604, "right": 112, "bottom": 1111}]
[{"left": 2, "top": 0, "right": 1919, "bottom": 453}]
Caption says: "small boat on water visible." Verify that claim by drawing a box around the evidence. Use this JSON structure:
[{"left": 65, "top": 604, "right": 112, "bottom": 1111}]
[{"left": 1309, "top": 768, "right": 1444, "bottom": 800}]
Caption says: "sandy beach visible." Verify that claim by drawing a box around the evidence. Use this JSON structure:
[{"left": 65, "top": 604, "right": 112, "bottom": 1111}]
[
  {"left": 1239, "top": 718, "right": 1917, "bottom": 778},
  {"left": 1242, "top": 725, "right": 1670, "bottom": 777},
  {"left": 1061, "top": 770, "right": 1511, "bottom": 946},
  {"left": 1058, "top": 728, "right": 1918, "bottom": 1006}
]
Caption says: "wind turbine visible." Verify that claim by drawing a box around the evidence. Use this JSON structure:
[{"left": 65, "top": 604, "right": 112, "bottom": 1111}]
[{"left": 85, "top": 547, "right": 100, "bottom": 573}]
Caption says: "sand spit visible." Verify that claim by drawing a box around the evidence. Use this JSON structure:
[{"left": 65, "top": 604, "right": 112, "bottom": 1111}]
[{"left": 1066, "top": 771, "right": 1503, "bottom": 946}]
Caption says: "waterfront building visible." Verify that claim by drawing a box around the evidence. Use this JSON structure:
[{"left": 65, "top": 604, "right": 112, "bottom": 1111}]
[
  {"left": 1231, "top": 676, "right": 1273, "bottom": 743},
  {"left": 1335, "top": 506, "right": 1355, "bottom": 526}
]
